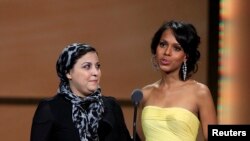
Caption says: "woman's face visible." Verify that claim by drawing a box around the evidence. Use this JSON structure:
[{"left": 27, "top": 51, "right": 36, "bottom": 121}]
[
  {"left": 66, "top": 52, "right": 101, "bottom": 97},
  {"left": 155, "top": 29, "right": 186, "bottom": 74}
]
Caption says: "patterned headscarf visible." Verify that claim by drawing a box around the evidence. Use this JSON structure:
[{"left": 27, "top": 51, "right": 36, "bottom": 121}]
[{"left": 56, "top": 43, "right": 104, "bottom": 141}]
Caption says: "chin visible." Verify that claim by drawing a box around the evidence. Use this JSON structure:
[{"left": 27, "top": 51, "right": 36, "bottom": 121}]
[
  {"left": 159, "top": 64, "right": 175, "bottom": 70},
  {"left": 89, "top": 87, "right": 98, "bottom": 92}
]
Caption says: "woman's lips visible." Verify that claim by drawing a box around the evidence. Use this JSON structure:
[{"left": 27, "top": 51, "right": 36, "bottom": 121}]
[
  {"left": 160, "top": 59, "right": 171, "bottom": 65},
  {"left": 89, "top": 80, "right": 98, "bottom": 83}
]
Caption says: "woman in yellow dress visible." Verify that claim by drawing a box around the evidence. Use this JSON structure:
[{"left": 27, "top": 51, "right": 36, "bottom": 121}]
[{"left": 137, "top": 20, "right": 217, "bottom": 141}]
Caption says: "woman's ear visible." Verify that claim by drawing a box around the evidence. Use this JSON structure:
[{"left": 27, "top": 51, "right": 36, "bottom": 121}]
[
  {"left": 184, "top": 54, "right": 189, "bottom": 62},
  {"left": 66, "top": 71, "right": 72, "bottom": 80}
]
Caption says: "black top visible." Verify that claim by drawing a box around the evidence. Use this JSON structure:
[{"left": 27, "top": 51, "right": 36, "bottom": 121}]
[{"left": 30, "top": 94, "right": 132, "bottom": 141}]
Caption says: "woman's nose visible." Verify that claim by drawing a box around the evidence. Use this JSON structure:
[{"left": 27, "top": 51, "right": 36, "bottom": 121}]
[
  {"left": 92, "top": 67, "right": 99, "bottom": 76},
  {"left": 164, "top": 47, "right": 171, "bottom": 55}
]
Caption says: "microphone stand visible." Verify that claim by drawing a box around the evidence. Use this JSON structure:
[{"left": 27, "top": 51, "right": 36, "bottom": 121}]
[
  {"left": 131, "top": 89, "right": 143, "bottom": 141},
  {"left": 133, "top": 102, "right": 138, "bottom": 141}
]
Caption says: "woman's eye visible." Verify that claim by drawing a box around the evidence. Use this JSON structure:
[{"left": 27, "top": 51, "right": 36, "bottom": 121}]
[
  {"left": 174, "top": 45, "right": 182, "bottom": 51},
  {"left": 83, "top": 64, "right": 91, "bottom": 69},
  {"left": 159, "top": 41, "right": 167, "bottom": 47},
  {"left": 96, "top": 64, "right": 101, "bottom": 69}
]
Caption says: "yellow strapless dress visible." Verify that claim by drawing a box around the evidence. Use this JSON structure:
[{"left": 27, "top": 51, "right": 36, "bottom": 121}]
[{"left": 142, "top": 106, "right": 200, "bottom": 141}]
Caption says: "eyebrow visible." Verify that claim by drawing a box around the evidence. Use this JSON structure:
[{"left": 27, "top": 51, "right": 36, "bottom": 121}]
[
  {"left": 80, "top": 62, "right": 91, "bottom": 65},
  {"left": 160, "top": 39, "right": 181, "bottom": 46},
  {"left": 81, "top": 61, "right": 100, "bottom": 65}
]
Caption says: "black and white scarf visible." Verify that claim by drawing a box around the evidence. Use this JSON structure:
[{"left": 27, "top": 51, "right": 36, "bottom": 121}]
[{"left": 58, "top": 82, "right": 104, "bottom": 141}]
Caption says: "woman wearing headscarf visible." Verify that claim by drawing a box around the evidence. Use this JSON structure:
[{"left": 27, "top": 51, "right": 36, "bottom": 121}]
[{"left": 30, "top": 43, "right": 132, "bottom": 141}]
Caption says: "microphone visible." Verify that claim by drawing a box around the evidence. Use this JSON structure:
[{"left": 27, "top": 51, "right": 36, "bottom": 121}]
[
  {"left": 131, "top": 89, "right": 143, "bottom": 141},
  {"left": 131, "top": 89, "right": 143, "bottom": 106}
]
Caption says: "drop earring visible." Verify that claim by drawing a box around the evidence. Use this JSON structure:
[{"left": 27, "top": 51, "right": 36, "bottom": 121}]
[
  {"left": 182, "top": 61, "right": 187, "bottom": 81},
  {"left": 151, "top": 55, "right": 159, "bottom": 70}
]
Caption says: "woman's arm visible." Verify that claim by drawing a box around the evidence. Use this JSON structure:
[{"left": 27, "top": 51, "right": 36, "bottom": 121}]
[
  {"left": 105, "top": 96, "right": 133, "bottom": 141},
  {"left": 30, "top": 100, "right": 54, "bottom": 141},
  {"left": 197, "top": 84, "right": 218, "bottom": 141}
]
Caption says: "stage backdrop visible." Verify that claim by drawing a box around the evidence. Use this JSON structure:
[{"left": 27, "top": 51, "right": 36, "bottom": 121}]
[{"left": 0, "top": 0, "right": 208, "bottom": 141}]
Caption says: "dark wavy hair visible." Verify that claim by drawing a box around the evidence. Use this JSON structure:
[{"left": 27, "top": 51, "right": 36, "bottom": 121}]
[{"left": 151, "top": 20, "right": 201, "bottom": 80}]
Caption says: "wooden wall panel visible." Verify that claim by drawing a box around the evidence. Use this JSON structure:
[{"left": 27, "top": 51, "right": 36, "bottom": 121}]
[{"left": 0, "top": 0, "right": 208, "bottom": 99}]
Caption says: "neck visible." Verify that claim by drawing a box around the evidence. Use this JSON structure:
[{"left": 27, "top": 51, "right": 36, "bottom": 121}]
[{"left": 159, "top": 72, "right": 184, "bottom": 88}]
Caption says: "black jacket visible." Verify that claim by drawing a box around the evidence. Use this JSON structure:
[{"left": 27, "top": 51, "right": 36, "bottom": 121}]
[{"left": 30, "top": 94, "right": 132, "bottom": 141}]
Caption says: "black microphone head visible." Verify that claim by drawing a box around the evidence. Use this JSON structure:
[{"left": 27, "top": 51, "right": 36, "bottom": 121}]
[{"left": 131, "top": 89, "right": 143, "bottom": 106}]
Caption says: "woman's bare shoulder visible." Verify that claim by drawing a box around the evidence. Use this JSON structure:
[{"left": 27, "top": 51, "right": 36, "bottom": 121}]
[
  {"left": 141, "top": 81, "right": 159, "bottom": 101},
  {"left": 142, "top": 81, "right": 159, "bottom": 92},
  {"left": 191, "top": 81, "right": 212, "bottom": 98}
]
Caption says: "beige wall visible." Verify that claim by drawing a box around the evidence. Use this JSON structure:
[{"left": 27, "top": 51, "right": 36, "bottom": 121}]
[{"left": 0, "top": 0, "right": 208, "bottom": 141}]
